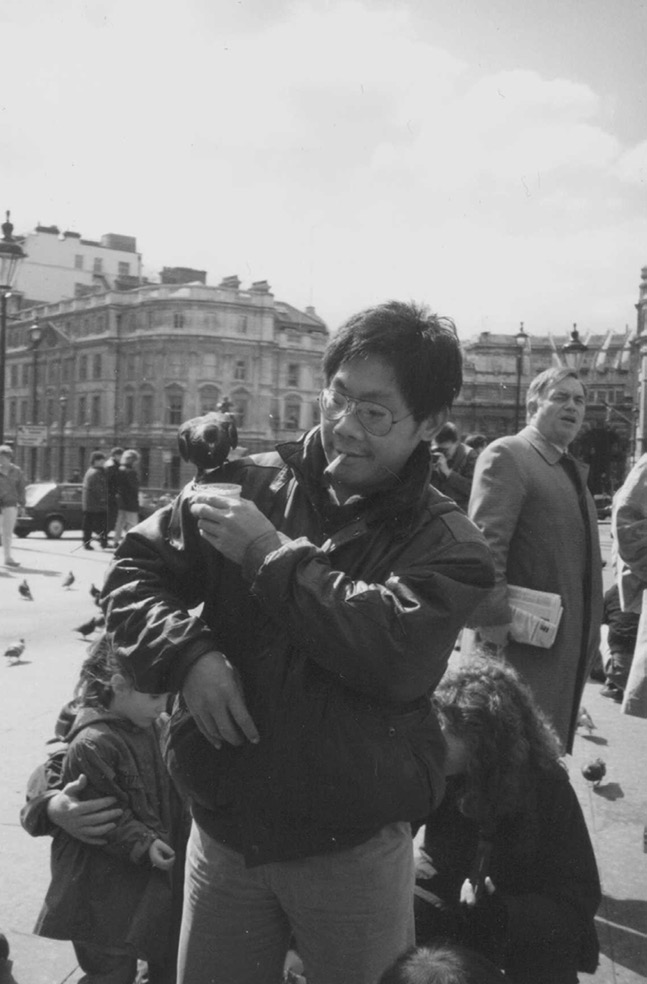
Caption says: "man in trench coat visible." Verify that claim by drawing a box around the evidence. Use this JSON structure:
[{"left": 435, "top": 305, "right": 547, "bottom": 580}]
[{"left": 466, "top": 366, "right": 603, "bottom": 753}]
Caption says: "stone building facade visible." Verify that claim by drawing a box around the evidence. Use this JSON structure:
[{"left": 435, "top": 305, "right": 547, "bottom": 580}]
[{"left": 5, "top": 278, "right": 327, "bottom": 488}]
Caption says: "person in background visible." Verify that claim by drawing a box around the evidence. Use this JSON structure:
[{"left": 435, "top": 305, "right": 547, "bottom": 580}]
[
  {"left": 114, "top": 449, "right": 141, "bottom": 547},
  {"left": 104, "top": 446, "right": 124, "bottom": 538},
  {"left": 379, "top": 943, "right": 507, "bottom": 984},
  {"left": 463, "top": 434, "right": 488, "bottom": 457},
  {"left": 94, "top": 300, "right": 494, "bottom": 984},
  {"left": 467, "top": 367, "right": 603, "bottom": 753},
  {"left": 34, "top": 635, "right": 185, "bottom": 984},
  {"left": 81, "top": 451, "right": 108, "bottom": 551},
  {"left": 599, "top": 583, "right": 639, "bottom": 703},
  {"left": 414, "top": 655, "right": 600, "bottom": 984},
  {"left": 0, "top": 444, "right": 26, "bottom": 567},
  {"left": 430, "top": 422, "right": 478, "bottom": 511}
]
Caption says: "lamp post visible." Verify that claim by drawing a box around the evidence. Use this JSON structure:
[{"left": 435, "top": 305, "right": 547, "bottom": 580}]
[
  {"left": 0, "top": 211, "right": 27, "bottom": 443},
  {"left": 58, "top": 395, "right": 68, "bottom": 481},
  {"left": 514, "top": 322, "right": 529, "bottom": 432},
  {"left": 28, "top": 318, "right": 44, "bottom": 480},
  {"left": 562, "top": 323, "right": 588, "bottom": 372}
]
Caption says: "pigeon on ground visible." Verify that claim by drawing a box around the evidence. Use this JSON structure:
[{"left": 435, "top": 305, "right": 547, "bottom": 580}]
[
  {"left": 62, "top": 571, "right": 75, "bottom": 589},
  {"left": 90, "top": 583, "right": 102, "bottom": 605},
  {"left": 18, "top": 579, "right": 33, "bottom": 601},
  {"left": 576, "top": 706, "right": 595, "bottom": 734},
  {"left": 581, "top": 758, "right": 607, "bottom": 786},
  {"left": 74, "top": 615, "right": 105, "bottom": 637},
  {"left": 4, "top": 638, "right": 26, "bottom": 664}
]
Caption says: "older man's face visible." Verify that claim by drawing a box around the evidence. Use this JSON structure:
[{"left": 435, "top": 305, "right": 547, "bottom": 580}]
[{"left": 530, "top": 377, "right": 586, "bottom": 448}]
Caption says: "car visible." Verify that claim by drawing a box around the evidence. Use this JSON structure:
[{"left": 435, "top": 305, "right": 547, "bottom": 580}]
[
  {"left": 15, "top": 483, "right": 180, "bottom": 539},
  {"left": 594, "top": 494, "right": 613, "bottom": 521}
]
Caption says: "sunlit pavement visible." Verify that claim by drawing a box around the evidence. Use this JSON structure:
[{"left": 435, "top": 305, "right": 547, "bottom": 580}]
[{"left": 1, "top": 526, "right": 646, "bottom": 983}]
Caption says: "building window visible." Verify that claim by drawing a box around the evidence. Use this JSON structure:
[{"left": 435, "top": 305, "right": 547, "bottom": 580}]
[
  {"left": 79, "top": 354, "right": 88, "bottom": 381},
  {"left": 238, "top": 316, "right": 248, "bottom": 334},
  {"left": 200, "top": 386, "right": 220, "bottom": 413},
  {"left": 92, "top": 354, "right": 102, "bottom": 379},
  {"left": 168, "top": 353, "right": 184, "bottom": 377},
  {"left": 173, "top": 312, "right": 185, "bottom": 329},
  {"left": 233, "top": 395, "right": 248, "bottom": 428},
  {"left": 287, "top": 363, "right": 300, "bottom": 387},
  {"left": 63, "top": 358, "right": 73, "bottom": 382},
  {"left": 33, "top": 396, "right": 41, "bottom": 424},
  {"left": 10, "top": 365, "right": 18, "bottom": 387},
  {"left": 74, "top": 254, "right": 83, "bottom": 270},
  {"left": 284, "top": 398, "right": 301, "bottom": 431},
  {"left": 78, "top": 395, "right": 87, "bottom": 424},
  {"left": 22, "top": 363, "right": 29, "bottom": 386},
  {"left": 118, "top": 261, "right": 130, "bottom": 277},
  {"left": 167, "top": 389, "right": 184, "bottom": 425},
  {"left": 91, "top": 394, "right": 101, "bottom": 426},
  {"left": 125, "top": 392, "right": 135, "bottom": 425},
  {"left": 126, "top": 354, "right": 137, "bottom": 380},
  {"left": 49, "top": 361, "right": 60, "bottom": 384},
  {"left": 141, "top": 392, "right": 154, "bottom": 425},
  {"left": 93, "top": 257, "right": 103, "bottom": 274},
  {"left": 47, "top": 398, "right": 55, "bottom": 425},
  {"left": 234, "top": 359, "right": 247, "bottom": 381},
  {"left": 20, "top": 400, "right": 28, "bottom": 424},
  {"left": 143, "top": 355, "right": 155, "bottom": 379},
  {"left": 8, "top": 400, "right": 16, "bottom": 428}
]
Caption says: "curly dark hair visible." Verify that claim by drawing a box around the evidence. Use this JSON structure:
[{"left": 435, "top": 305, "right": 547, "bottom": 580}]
[
  {"left": 74, "top": 633, "right": 135, "bottom": 709},
  {"left": 432, "top": 654, "right": 562, "bottom": 830},
  {"left": 379, "top": 943, "right": 507, "bottom": 984}
]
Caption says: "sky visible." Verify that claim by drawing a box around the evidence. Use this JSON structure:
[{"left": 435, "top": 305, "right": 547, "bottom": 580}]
[{"left": 2, "top": 0, "right": 647, "bottom": 338}]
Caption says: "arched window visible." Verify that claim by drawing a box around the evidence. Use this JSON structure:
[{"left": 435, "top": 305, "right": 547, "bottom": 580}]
[
  {"left": 199, "top": 385, "right": 221, "bottom": 414},
  {"left": 166, "top": 385, "right": 185, "bottom": 425}
]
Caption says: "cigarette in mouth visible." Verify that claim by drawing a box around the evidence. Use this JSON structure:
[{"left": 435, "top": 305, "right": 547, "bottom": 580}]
[{"left": 324, "top": 453, "right": 347, "bottom": 477}]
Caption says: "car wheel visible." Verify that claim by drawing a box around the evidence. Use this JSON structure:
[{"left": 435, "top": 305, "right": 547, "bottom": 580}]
[{"left": 45, "top": 516, "right": 66, "bottom": 539}]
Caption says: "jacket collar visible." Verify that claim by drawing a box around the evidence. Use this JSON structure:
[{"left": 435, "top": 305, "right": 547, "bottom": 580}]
[
  {"left": 519, "top": 424, "right": 590, "bottom": 481},
  {"left": 276, "top": 428, "right": 434, "bottom": 529}
]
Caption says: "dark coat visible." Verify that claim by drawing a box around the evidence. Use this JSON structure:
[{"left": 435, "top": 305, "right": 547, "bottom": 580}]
[
  {"left": 103, "top": 429, "right": 495, "bottom": 864},
  {"left": 467, "top": 426, "right": 603, "bottom": 752},
  {"left": 35, "top": 708, "right": 186, "bottom": 963},
  {"left": 116, "top": 463, "right": 140, "bottom": 512},
  {"left": 81, "top": 465, "right": 108, "bottom": 512},
  {"left": 431, "top": 442, "right": 478, "bottom": 511},
  {"left": 415, "top": 764, "right": 600, "bottom": 983}
]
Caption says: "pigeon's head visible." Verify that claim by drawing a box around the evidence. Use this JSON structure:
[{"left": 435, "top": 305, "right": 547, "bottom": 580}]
[{"left": 177, "top": 411, "right": 238, "bottom": 472}]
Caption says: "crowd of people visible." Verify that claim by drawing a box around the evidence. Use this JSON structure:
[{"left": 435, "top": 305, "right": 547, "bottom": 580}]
[{"left": 13, "top": 297, "right": 647, "bottom": 983}]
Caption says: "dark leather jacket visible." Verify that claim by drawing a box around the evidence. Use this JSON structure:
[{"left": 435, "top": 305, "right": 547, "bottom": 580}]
[{"left": 103, "top": 429, "right": 494, "bottom": 863}]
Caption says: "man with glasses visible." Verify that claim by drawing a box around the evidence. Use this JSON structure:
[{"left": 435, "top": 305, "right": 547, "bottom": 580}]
[{"left": 51, "top": 301, "right": 493, "bottom": 984}]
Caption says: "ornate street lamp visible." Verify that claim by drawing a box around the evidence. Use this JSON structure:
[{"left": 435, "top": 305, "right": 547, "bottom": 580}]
[
  {"left": 0, "top": 211, "right": 28, "bottom": 442},
  {"left": 28, "top": 318, "right": 45, "bottom": 481},
  {"left": 562, "top": 323, "right": 588, "bottom": 372},
  {"left": 58, "top": 395, "right": 68, "bottom": 481},
  {"left": 514, "top": 322, "right": 529, "bottom": 432}
]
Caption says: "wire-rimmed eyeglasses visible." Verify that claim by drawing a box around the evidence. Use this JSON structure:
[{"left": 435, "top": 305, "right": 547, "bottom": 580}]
[{"left": 318, "top": 388, "right": 412, "bottom": 437}]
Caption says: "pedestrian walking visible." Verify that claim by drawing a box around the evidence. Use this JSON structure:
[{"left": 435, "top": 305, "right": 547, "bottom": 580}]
[
  {"left": 598, "top": 584, "right": 639, "bottom": 703},
  {"left": 0, "top": 444, "right": 26, "bottom": 567},
  {"left": 113, "top": 449, "right": 140, "bottom": 546},
  {"left": 34, "top": 635, "right": 185, "bottom": 984},
  {"left": 73, "top": 300, "right": 495, "bottom": 984},
  {"left": 81, "top": 451, "right": 108, "bottom": 550},
  {"left": 430, "top": 422, "right": 478, "bottom": 511},
  {"left": 466, "top": 367, "right": 603, "bottom": 752},
  {"left": 104, "top": 447, "right": 123, "bottom": 537},
  {"left": 414, "top": 655, "right": 600, "bottom": 983}
]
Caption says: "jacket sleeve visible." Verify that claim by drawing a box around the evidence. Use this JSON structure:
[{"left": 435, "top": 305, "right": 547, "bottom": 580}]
[
  {"left": 250, "top": 519, "right": 495, "bottom": 702},
  {"left": 64, "top": 738, "right": 161, "bottom": 864},
  {"left": 442, "top": 449, "right": 477, "bottom": 506},
  {"left": 466, "top": 442, "right": 525, "bottom": 627},
  {"left": 613, "top": 456, "right": 647, "bottom": 584}
]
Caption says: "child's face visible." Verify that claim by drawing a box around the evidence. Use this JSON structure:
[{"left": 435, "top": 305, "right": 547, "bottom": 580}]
[{"left": 111, "top": 681, "right": 169, "bottom": 728}]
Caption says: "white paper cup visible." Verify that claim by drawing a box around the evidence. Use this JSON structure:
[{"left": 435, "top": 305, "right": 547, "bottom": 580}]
[{"left": 190, "top": 482, "right": 242, "bottom": 506}]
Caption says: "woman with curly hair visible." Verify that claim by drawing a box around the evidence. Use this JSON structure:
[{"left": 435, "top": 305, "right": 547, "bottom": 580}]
[{"left": 414, "top": 655, "right": 600, "bottom": 984}]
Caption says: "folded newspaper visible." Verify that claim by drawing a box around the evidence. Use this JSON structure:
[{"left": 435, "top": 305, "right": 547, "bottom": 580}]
[{"left": 508, "top": 585, "right": 563, "bottom": 649}]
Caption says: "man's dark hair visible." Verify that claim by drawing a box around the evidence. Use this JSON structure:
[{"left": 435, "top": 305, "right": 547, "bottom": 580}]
[
  {"left": 90, "top": 451, "right": 106, "bottom": 465},
  {"left": 110, "top": 447, "right": 124, "bottom": 458},
  {"left": 322, "top": 301, "right": 462, "bottom": 420},
  {"left": 434, "top": 422, "right": 459, "bottom": 444},
  {"left": 464, "top": 433, "right": 488, "bottom": 451}
]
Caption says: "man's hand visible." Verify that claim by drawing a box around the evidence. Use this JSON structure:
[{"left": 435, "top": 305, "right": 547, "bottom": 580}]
[
  {"left": 191, "top": 496, "right": 279, "bottom": 566},
  {"left": 477, "top": 624, "right": 511, "bottom": 647},
  {"left": 183, "top": 651, "right": 260, "bottom": 749},
  {"left": 461, "top": 875, "right": 496, "bottom": 907},
  {"left": 149, "top": 838, "right": 176, "bottom": 870},
  {"left": 433, "top": 451, "right": 451, "bottom": 477},
  {"left": 47, "top": 774, "right": 122, "bottom": 845}
]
